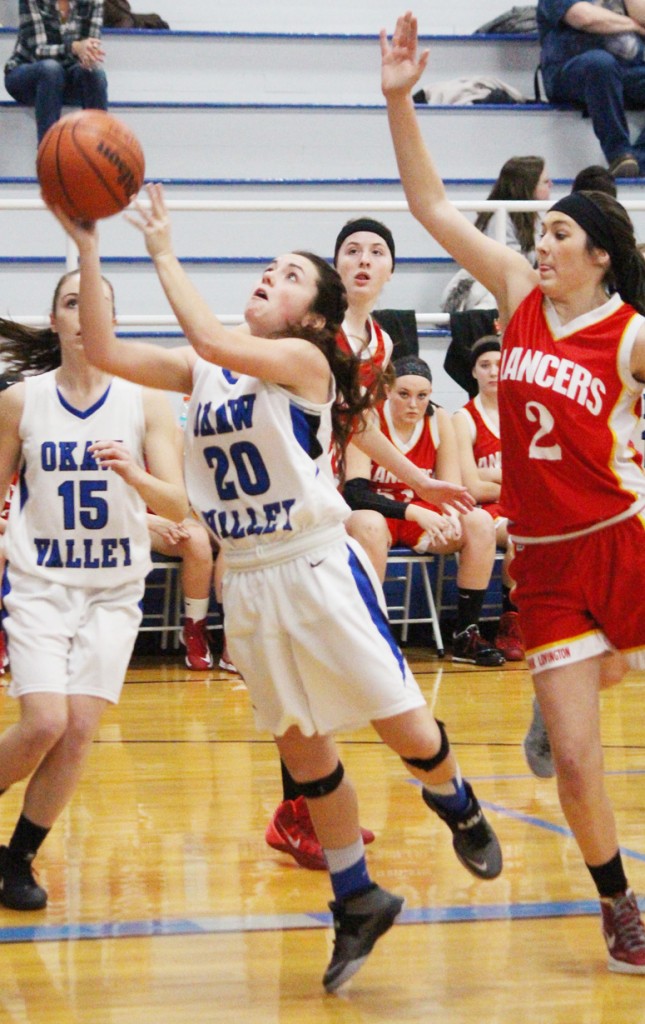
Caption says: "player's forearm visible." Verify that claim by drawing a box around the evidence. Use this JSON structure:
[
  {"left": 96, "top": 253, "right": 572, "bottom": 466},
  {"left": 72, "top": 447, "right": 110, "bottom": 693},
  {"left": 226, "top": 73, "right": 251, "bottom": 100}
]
[
  {"left": 132, "top": 470, "right": 188, "bottom": 523},
  {"left": 566, "top": 1, "right": 643, "bottom": 34}
]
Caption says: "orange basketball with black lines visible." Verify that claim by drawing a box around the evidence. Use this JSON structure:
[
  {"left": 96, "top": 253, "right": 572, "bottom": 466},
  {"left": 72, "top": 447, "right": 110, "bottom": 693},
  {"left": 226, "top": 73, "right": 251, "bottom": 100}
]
[{"left": 37, "top": 110, "right": 145, "bottom": 221}]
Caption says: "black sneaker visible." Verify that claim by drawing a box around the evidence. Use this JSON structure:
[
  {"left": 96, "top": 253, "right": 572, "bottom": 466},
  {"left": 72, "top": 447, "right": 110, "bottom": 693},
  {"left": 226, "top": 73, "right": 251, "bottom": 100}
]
[
  {"left": 323, "top": 884, "right": 404, "bottom": 993},
  {"left": 422, "top": 781, "right": 503, "bottom": 880},
  {"left": 452, "top": 624, "right": 505, "bottom": 667},
  {"left": 0, "top": 846, "right": 47, "bottom": 910}
]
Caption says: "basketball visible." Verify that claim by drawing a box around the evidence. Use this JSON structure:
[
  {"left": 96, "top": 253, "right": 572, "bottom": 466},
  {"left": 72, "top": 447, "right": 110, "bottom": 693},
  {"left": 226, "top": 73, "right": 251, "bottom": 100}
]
[{"left": 37, "top": 110, "right": 145, "bottom": 222}]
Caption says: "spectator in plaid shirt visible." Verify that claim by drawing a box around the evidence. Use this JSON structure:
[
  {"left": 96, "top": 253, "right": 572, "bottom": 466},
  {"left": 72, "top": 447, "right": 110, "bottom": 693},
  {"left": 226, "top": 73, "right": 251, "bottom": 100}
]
[{"left": 4, "top": 1, "right": 108, "bottom": 144}]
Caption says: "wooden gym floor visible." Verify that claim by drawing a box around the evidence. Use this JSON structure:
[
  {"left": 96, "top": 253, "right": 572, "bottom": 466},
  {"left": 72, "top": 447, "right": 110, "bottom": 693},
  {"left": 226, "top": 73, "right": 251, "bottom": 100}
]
[{"left": 0, "top": 646, "right": 643, "bottom": 1024}]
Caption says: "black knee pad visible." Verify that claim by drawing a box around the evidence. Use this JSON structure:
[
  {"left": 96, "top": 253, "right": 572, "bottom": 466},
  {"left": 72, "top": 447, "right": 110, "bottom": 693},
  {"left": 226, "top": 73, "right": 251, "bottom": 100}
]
[
  {"left": 402, "top": 719, "right": 450, "bottom": 772},
  {"left": 296, "top": 761, "right": 345, "bottom": 799}
]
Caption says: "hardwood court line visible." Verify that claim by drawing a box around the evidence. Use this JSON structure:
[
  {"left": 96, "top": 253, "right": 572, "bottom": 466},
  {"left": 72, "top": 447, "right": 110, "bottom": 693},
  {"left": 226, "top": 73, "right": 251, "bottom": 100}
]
[
  {"left": 477, "top": 799, "right": 645, "bottom": 863},
  {"left": 403, "top": 777, "right": 645, "bottom": 861},
  {"left": 1, "top": 895, "right": 643, "bottom": 946}
]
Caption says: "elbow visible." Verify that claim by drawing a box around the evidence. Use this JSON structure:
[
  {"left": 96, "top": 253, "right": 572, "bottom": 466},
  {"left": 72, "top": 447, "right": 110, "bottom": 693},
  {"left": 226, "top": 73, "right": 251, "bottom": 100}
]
[
  {"left": 163, "top": 491, "right": 190, "bottom": 523},
  {"left": 171, "top": 496, "right": 190, "bottom": 522}
]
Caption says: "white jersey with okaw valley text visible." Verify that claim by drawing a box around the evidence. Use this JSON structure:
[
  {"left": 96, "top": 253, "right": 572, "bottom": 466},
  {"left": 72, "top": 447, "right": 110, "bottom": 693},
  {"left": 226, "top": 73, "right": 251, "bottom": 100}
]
[{"left": 5, "top": 371, "right": 151, "bottom": 587}]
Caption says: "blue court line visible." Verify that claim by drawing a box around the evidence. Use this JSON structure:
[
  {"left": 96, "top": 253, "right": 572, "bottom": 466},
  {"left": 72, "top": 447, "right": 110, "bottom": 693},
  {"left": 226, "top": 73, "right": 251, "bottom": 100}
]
[
  {"left": 0, "top": 895, "right": 642, "bottom": 946},
  {"left": 478, "top": 800, "right": 645, "bottom": 863}
]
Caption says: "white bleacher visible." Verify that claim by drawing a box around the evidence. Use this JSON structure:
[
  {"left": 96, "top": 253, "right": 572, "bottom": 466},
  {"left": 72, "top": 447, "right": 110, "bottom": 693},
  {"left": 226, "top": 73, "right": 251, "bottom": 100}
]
[
  {"left": 0, "top": 31, "right": 539, "bottom": 104},
  {"left": 0, "top": 1, "right": 530, "bottom": 34}
]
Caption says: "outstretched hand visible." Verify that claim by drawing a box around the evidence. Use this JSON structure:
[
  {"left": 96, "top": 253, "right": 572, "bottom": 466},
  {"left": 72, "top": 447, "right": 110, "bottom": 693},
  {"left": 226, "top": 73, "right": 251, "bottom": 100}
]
[
  {"left": 380, "top": 11, "right": 429, "bottom": 99},
  {"left": 125, "top": 182, "right": 175, "bottom": 262},
  {"left": 414, "top": 476, "right": 475, "bottom": 515}
]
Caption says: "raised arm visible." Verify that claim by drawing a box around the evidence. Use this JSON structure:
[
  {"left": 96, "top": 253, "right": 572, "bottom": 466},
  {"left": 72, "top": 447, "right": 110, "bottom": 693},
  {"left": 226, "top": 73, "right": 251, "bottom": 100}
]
[
  {"left": 380, "top": 12, "right": 537, "bottom": 324},
  {"left": 124, "top": 184, "right": 330, "bottom": 398},
  {"left": 49, "top": 206, "right": 195, "bottom": 394}
]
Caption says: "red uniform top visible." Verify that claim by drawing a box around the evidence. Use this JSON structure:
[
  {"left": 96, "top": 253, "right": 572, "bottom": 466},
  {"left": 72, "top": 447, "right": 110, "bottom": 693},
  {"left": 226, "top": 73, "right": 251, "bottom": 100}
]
[
  {"left": 455, "top": 394, "right": 501, "bottom": 471},
  {"left": 369, "top": 400, "right": 441, "bottom": 504},
  {"left": 499, "top": 287, "right": 645, "bottom": 542},
  {"left": 336, "top": 316, "right": 393, "bottom": 390}
]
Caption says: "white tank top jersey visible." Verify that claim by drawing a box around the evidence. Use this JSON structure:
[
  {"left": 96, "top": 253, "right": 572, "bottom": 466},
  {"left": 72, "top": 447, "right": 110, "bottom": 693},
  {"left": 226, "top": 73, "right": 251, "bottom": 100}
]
[
  {"left": 184, "top": 358, "right": 350, "bottom": 553},
  {"left": 6, "top": 371, "right": 151, "bottom": 587}
]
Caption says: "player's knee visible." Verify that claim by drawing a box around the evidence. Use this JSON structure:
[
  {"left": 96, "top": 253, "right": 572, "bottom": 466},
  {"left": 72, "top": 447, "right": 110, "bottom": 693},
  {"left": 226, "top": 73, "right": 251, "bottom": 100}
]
[
  {"left": 401, "top": 719, "right": 450, "bottom": 772},
  {"left": 294, "top": 761, "right": 345, "bottom": 799},
  {"left": 21, "top": 708, "right": 68, "bottom": 754},
  {"left": 38, "top": 59, "right": 66, "bottom": 86}
]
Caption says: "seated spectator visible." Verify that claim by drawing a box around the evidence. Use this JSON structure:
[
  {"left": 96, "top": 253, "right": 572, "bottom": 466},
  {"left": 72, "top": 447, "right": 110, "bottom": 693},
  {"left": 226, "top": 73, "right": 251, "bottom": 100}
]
[
  {"left": 451, "top": 337, "right": 524, "bottom": 661},
  {"left": 5, "top": 0, "right": 108, "bottom": 145},
  {"left": 345, "top": 355, "right": 504, "bottom": 668},
  {"left": 537, "top": 0, "right": 645, "bottom": 177},
  {"left": 147, "top": 514, "right": 215, "bottom": 672},
  {"left": 572, "top": 164, "right": 618, "bottom": 197},
  {"left": 442, "top": 156, "right": 552, "bottom": 313}
]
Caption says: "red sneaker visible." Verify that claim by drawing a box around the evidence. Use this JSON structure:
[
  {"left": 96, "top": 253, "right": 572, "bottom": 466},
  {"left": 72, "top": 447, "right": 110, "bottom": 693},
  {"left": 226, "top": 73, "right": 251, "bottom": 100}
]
[
  {"left": 265, "top": 797, "right": 326, "bottom": 869},
  {"left": 601, "top": 889, "right": 645, "bottom": 973},
  {"left": 265, "top": 796, "right": 375, "bottom": 871},
  {"left": 494, "top": 611, "right": 525, "bottom": 662},
  {"left": 180, "top": 617, "right": 213, "bottom": 671}
]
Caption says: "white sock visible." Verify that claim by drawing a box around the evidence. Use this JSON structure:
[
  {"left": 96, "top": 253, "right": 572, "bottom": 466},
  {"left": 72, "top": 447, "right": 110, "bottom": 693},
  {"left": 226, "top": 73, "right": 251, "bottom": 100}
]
[{"left": 184, "top": 597, "right": 210, "bottom": 622}]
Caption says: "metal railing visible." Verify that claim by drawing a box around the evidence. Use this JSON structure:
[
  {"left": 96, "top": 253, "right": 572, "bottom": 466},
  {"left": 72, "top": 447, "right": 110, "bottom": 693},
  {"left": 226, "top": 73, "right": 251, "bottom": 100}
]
[{"left": 4, "top": 194, "right": 645, "bottom": 328}]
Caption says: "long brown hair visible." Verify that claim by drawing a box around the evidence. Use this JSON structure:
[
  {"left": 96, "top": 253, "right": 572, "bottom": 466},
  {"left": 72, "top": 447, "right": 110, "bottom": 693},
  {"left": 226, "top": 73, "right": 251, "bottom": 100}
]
[
  {"left": 475, "top": 155, "right": 545, "bottom": 254},
  {"left": 288, "top": 252, "right": 384, "bottom": 481},
  {"left": 579, "top": 191, "right": 645, "bottom": 316}
]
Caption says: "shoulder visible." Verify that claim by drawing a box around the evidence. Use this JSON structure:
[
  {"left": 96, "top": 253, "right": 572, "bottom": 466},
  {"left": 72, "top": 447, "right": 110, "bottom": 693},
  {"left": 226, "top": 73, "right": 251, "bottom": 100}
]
[
  {"left": 434, "top": 406, "right": 454, "bottom": 436},
  {"left": 0, "top": 380, "right": 26, "bottom": 424},
  {"left": 453, "top": 405, "right": 476, "bottom": 433},
  {"left": 141, "top": 386, "right": 179, "bottom": 432}
]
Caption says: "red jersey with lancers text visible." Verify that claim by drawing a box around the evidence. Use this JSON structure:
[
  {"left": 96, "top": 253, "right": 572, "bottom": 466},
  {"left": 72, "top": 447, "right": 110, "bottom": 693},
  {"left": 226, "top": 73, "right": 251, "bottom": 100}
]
[
  {"left": 455, "top": 394, "right": 501, "bottom": 471},
  {"left": 369, "top": 400, "right": 441, "bottom": 503},
  {"left": 499, "top": 287, "right": 645, "bottom": 542}
]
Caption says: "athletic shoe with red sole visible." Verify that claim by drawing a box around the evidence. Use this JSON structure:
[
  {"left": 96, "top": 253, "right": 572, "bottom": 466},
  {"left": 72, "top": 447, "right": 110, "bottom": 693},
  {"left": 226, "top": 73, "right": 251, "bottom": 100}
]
[
  {"left": 601, "top": 889, "right": 645, "bottom": 974},
  {"left": 265, "top": 796, "right": 374, "bottom": 870},
  {"left": 495, "top": 611, "right": 525, "bottom": 662},
  {"left": 180, "top": 617, "right": 213, "bottom": 671}
]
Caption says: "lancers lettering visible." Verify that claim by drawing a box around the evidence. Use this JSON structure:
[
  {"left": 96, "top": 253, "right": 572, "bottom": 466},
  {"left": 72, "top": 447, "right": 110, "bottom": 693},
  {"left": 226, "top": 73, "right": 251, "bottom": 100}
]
[{"left": 500, "top": 347, "right": 605, "bottom": 415}]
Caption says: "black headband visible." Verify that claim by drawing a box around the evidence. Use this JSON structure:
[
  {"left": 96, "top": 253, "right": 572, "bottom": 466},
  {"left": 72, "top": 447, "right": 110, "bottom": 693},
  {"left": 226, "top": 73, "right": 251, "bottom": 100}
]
[
  {"left": 549, "top": 193, "right": 618, "bottom": 263},
  {"left": 470, "top": 336, "right": 501, "bottom": 367},
  {"left": 334, "top": 218, "right": 396, "bottom": 268},
  {"left": 393, "top": 355, "right": 432, "bottom": 382}
]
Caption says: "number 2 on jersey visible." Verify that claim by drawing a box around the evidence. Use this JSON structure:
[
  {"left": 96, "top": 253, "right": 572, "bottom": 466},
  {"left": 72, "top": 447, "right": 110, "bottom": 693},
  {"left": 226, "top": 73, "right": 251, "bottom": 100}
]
[{"left": 526, "top": 401, "right": 562, "bottom": 461}]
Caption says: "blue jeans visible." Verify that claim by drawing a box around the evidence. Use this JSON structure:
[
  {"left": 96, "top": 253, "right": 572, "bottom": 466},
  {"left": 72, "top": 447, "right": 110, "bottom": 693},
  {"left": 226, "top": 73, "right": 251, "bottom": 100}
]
[
  {"left": 544, "top": 49, "right": 645, "bottom": 169},
  {"left": 5, "top": 59, "right": 108, "bottom": 143}
]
